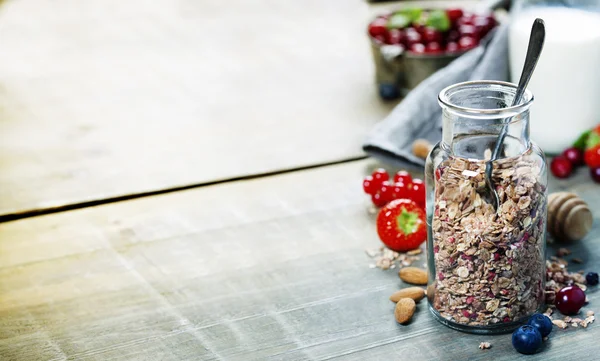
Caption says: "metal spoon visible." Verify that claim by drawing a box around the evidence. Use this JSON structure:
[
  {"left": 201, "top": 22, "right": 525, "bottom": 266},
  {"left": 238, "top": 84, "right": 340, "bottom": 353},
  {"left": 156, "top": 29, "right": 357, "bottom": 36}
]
[{"left": 483, "top": 18, "right": 545, "bottom": 211}]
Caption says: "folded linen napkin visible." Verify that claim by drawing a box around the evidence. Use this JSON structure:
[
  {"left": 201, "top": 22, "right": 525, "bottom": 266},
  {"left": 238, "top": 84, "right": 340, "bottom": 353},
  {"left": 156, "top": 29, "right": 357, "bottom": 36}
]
[{"left": 363, "top": 23, "right": 510, "bottom": 168}]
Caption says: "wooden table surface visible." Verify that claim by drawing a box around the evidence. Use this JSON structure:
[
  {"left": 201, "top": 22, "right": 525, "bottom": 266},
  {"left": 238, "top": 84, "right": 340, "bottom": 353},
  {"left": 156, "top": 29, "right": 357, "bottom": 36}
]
[
  {"left": 2, "top": 0, "right": 599, "bottom": 360},
  {"left": 1, "top": 160, "right": 599, "bottom": 361}
]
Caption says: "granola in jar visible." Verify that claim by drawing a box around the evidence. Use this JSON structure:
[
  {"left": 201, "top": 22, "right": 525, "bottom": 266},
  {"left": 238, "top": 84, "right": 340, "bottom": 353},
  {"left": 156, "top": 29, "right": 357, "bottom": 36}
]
[{"left": 429, "top": 154, "right": 546, "bottom": 327}]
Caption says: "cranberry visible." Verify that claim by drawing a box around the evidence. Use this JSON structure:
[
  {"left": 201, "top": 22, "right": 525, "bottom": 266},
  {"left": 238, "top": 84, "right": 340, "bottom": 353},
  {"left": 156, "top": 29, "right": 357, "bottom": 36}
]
[
  {"left": 473, "top": 16, "right": 492, "bottom": 36},
  {"left": 412, "top": 24, "right": 427, "bottom": 35},
  {"left": 362, "top": 176, "right": 377, "bottom": 195},
  {"left": 591, "top": 167, "right": 600, "bottom": 183},
  {"left": 447, "top": 30, "right": 460, "bottom": 42},
  {"left": 446, "top": 41, "right": 459, "bottom": 53},
  {"left": 423, "top": 27, "right": 443, "bottom": 43},
  {"left": 371, "top": 168, "right": 389, "bottom": 185},
  {"left": 425, "top": 42, "right": 443, "bottom": 53},
  {"left": 404, "top": 28, "right": 422, "bottom": 46},
  {"left": 409, "top": 43, "right": 426, "bottom": 54},
  {"left": 385, "top": 29, "right": 405, "bottom": 45},
  {"left": 562, "top": 147, "right": 584, "bottom": 166},
  {"left": 446, "top": 42, "right": 459, "bottom": 52},
  {"left": 459, "top": 25, "right": 479, "bottom": 39},
  {"left": 458, "top": 36, "right": 478, "bottom": 50},
  {"left": 368, "top": 18, "right": 388, "bottom": 38},
  {"left": 393, "top": 171, "right": 412, "bottom": 184},
  {"left": 550, "top": 156, "right": 573, "bottom": 179},
  {"left": 555, "top": 285, "right": 586, "bottom": 315},
  {"left": 446, "top": 8, "right": 464, "bottom": 24},
  {"left": 456, "top": 16, "right": 474, "bottom": 27}
]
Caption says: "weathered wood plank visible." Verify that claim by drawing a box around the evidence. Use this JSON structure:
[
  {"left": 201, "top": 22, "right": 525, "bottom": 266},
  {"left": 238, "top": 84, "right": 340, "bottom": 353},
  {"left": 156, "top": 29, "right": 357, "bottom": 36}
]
[
  {"left": 0, "top": 0, "right": 399, "bottom": 218},
  {"left": 0, "top": 159, "right": 598, "bottom": 360}
]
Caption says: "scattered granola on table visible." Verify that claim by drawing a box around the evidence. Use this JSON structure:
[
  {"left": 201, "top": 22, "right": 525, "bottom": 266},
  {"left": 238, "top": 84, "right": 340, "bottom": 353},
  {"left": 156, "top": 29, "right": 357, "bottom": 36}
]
[
  {"left": 430, "top": 155, "right": 546, "bottom": 327},
  {"left": 366, "top": 246, "right": 421, "bottom": 270},
  {"left": 478, "top": 342, "right": 491, "bottom": 350}
]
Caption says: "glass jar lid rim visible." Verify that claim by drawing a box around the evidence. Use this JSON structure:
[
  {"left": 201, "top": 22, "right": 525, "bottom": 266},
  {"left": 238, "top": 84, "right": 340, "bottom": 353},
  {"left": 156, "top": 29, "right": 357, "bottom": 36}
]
[{"left": 438, "top": 80, "right": 534, "bottom": 117}]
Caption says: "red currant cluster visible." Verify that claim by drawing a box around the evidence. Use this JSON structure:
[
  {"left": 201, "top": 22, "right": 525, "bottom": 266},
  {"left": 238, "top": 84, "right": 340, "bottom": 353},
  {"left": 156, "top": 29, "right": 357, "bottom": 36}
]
[
  {"left": 362, "top": 168, "right": 425, "bottom": 208},
  {"left": 550, "top": 125, "right": 600, "bottom": 183}
]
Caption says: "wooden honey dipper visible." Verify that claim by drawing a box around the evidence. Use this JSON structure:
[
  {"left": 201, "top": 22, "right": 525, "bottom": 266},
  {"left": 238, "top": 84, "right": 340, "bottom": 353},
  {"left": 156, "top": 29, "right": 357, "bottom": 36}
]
[{"left": 547, "top": 192, "right": 593, "bottom": 242}]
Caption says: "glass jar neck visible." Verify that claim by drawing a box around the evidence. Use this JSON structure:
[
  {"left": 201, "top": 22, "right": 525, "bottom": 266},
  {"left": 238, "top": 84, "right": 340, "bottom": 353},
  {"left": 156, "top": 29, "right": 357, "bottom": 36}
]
[{"left": 439, "top": 81, "right": 533, "bottom": 160}]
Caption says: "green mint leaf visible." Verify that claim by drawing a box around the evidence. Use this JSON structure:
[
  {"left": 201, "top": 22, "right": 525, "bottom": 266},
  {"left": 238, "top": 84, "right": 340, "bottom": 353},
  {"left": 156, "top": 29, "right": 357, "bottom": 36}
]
[
  {"left": 395, "top": 8, "right": 422, "bottom": 23},
  {"left": 426, "top": 10, "right": 450, "bottom": 32},
  {"left": 573, "top": 130, "right": 590, "bottom": 150},
  {"left": 387, "top": 13, "right": 410, "bottom": 29}
]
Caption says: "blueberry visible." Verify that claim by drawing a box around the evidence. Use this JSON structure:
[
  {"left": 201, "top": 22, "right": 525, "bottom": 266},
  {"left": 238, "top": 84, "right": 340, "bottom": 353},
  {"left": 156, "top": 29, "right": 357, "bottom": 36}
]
[
  {"left": 527, "top": 313, "right": 553, "bottom": 337},
  {"left": 586, "top": 272, "right": 599, "bottom": 286},
  {"left": 512, "top": 325, "right": 542, "bottom": 355},
  {"left": 378, "top": 83, "right": 399, "bottom": 100}
]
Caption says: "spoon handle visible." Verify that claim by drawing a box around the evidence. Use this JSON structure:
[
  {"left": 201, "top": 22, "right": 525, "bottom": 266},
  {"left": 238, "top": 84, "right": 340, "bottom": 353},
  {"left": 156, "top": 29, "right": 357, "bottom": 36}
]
[{"left": 490, "top": 18, "right": 545, "bottom": 161}]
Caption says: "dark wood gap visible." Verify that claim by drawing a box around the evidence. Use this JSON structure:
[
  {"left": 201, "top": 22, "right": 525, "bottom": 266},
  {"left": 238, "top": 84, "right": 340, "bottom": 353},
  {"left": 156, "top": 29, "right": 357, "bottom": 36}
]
[{"left": 0, "top": 155, "right": 368, "bottom": 223}]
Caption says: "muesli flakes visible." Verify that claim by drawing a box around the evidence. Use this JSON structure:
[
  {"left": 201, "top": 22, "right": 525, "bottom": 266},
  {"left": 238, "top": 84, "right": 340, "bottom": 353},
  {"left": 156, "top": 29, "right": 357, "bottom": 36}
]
[
  {"left": 430, "top": 155, "right": 546, "bottom": 326},
  {"left": 479, "top": 342, "right": 492, "bottom": 350}
]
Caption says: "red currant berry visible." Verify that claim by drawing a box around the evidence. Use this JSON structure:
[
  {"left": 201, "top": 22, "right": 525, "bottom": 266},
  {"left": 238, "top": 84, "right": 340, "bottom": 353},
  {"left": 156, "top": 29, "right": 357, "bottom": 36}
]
[
  {"left": 391, "top": 182, "right": 410, "bottom": 200},
  {"left": 409, "top": 43, "right": 426, "bottom": 54},
  {"left": 379, "top": 181, "right": 394, "bottom": 202},
  {"left": 393, "top": 170, "right": 413, "bottom": 184},
  {"left": 447, "top": 30, "right": 460, "bottom": 42},
  {"left": 591, "top": 167, "right": 600, "bottom": 183},
  {"left": 410, "top": 178, "right": 426, "bottom": 206},
  {"left": 458, "top": 25, "right": 479, "bottom": 39},
  {"left": 371, "top": 192, "right": 387, "bottom": 207},
  {"left": 458, "top": 36, "right": 478, "bottom": 50},
  {"left": 562, "top": 147, "right": 584, "bottom": 166},
  {"left": 368, "top": 18, "right": 388, "bottom": 38},
  {"left": 550, "top": 156, "right": 573, "bottom": 179},
  {"left": 555, "top": 285, "right": 586, "bottom": 315},
  {"left": 446, "top": 8, "right": 464, "bottom": 24},
  {"left": 371, "top": 168, "right": 389, "bottom": 186},
  {"left": 362, "top": 176, "right": 377, "bottom": 195}
]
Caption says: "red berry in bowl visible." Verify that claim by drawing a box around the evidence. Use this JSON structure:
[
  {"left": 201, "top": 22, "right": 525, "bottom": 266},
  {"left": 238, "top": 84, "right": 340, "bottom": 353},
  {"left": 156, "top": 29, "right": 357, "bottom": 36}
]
[
  {"left": 457, "top": 16, "right": 474, "bottom": 27},
  {"left": 562, "top": 147, "right": 584, "bottom": 166},
  {"left": 394, "top": 170, "right": 412, "bottom": 184},
  {"left": 410, "top": 178, "right": 426, "bottom": 206},
  {"left": 426, "top": 42, "right": 443, "bottom": 53},
  {"left": 555, "top": 285, "right": 586, "bottom": 315},
  {"left": 372, "top": 168, "right": 389, "bottom": 184},
  {"left": 550, "top": 156, "right": 573, "bottom": 179},
  {"left": 405, "top": 29, "right": 423, "bottom": 47},
  {"left": 371, "top": 192, "right": 388, "bottom": 207},
  {"left": 458, "top": 36, "right": 478, "bottom": 50},
  {"left": 368, "top": 18, "right": 388, "bottom": 37},
  {"left": 591, "top": 167, "right": 600, "bottom": 183},
  {"left": 409, "top": 43, "right": 426, "bottom": 54},
  {"left": 372, "top": 34, "right": 386, "bottom": 44},
  {"left": 385, "top": 29, "right": 405, "bottom": 45},
  {"left": 459, "top": 24, "right": 479, "bottom": 39},
  {"left": 446, "top": 42, "right": 459, "bottom": 52},
  {"left": 446, "top": 8, "right": 464, "bottom": 24},
  {"left": 423, "top": 27, "right": 443, "bottom": 44},
  {"left": 362, "top": 176, "right": 377, "bottom": 195},
  {"left": 447, "top": 30, "right": 460, "bottom": 42}
]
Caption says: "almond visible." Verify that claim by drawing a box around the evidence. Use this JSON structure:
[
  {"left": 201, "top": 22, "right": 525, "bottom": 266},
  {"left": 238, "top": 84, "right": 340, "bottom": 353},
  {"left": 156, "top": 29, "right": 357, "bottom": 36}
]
[
  {"left": 395, "top": 298, "right": 416, "bottom": 324},
  {"left": 399, "top": 267, "right": 428, "bottom": 285},
  {"left": 390, "top": 287, "right": 425, "bottom": 303}
]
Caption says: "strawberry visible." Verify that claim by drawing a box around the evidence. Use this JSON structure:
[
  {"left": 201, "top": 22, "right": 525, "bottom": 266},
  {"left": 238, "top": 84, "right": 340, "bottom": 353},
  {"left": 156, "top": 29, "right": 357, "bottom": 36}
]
[
  {"left": 585, "top": 144, "right": 600, "bottom": 168},
  {"left": 376, "top": 199, "right": 427, "bottom": 252}
]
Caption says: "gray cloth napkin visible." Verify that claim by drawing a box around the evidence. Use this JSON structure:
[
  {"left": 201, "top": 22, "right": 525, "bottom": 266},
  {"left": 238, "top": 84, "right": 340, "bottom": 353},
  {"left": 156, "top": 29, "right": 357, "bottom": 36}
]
[{"left": 363, "top": 23, "right": 510, "bottom": 168}]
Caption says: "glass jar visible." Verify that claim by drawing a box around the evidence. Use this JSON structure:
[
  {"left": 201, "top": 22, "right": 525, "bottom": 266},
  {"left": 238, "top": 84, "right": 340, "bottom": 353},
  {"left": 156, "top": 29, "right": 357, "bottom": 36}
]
[
  {"left": 509, "top": 0, "right": 600, "bottom": 154},
  {"left": 425, "top": 81, "right": 548, "bottom": 334}
]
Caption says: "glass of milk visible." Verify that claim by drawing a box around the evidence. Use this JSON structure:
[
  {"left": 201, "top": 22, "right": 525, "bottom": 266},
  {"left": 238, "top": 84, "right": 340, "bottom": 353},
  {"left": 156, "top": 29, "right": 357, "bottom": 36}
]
[{"left": 509, "top": 0, "right": 600, "bottom": 154}]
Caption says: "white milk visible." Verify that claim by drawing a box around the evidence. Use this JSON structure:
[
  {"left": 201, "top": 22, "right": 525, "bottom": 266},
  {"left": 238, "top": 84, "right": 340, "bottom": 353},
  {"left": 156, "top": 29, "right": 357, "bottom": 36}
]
[{"left": 509, "top": 7, "right": 600, "bottom": 154}]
